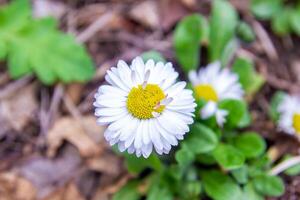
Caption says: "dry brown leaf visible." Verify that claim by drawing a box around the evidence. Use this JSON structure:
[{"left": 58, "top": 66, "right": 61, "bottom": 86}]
[
  {"left": 0, "top": 83, "right": 38, "bottom": 136},
  {"left": 47, "top": 116, "right": 104, "bottom": 157},
  {"left": 42, "top": 183, "right": 85, "bottom": 200},
  {"left": 0, "top": 172, "right": 37, "bottom": 200},
  {"left": 159, "top": 0, "right": 188, "bottom": 31},
  {"left": 129, "top": 1, "right": 160, "bottom": 29},
  {"left": 65, "top": 83, "right": 84, "bottom": 106},
  {"left": 20, "top": 146, "right": 82, "bottom": 198},
  {"left": 86, "top": 153, "right": 122, "bottom": 176}
]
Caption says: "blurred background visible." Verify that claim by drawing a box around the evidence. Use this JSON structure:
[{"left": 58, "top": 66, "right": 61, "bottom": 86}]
[{"left": 0, "top": 0, "right": 300, "bottom": 199}]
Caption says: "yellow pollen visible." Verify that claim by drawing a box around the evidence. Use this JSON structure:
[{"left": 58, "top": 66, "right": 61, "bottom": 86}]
[
  {"left": 293, "top": 113, "right": 300, "bottom": 134},
  {"left": 194, "top": 84, "right": 218, "bottom": 102},
  {"left": 126, "top": 84, "right": 166, "bottom": 119}
]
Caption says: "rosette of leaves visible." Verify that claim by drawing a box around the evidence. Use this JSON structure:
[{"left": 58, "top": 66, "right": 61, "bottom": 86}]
[
  {"left": 0, "top": 0, "right": 94, "bottom": 85},
  {"left": 173, "top": 0, "right": 256, "bottom": 74},
  {"left": 251, "top": 0, "right": 300, "bottom": 36},
  {"left": 112, "top": 53, "right": 283, "bottom": 200}
]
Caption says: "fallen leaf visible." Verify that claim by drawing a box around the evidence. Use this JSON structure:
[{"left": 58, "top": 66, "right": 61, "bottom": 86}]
[
  {"left": 65, "top": 83, "right": 84, "bottom": 105},
  {"left": 42, "top": 182, "right": 85, "bottom": 200},
  {"left": 129, "top": 1, "right": 160, "bottom": 29},
  {"left": 159, "top": 0, "right": 189, "bottom": 31},
  {"left": 0, "top": 172, "right": 37, "bottom": 200},
  {"left": 86, "top": 152, "right": 123, "bottom": 176},
  {"left": 47, "top": 116, "right": 104, "bottom": 157},
  {"left": 20, "top": 145, "right": 82, "bottom": 198},
  {"left": 0, "top": 83, "right": 38, "bottom": 137}
]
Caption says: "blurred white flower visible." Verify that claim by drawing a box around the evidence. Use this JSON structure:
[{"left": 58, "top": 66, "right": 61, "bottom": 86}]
[
  {"left": 278, "top": 94, "right": 300, "bottom": 135},
  {"left": 94, "top": 57, "right": 196, "bottom": 158},
  {"left": 189, "top": 62, "right": 244, "bottom": 126}
]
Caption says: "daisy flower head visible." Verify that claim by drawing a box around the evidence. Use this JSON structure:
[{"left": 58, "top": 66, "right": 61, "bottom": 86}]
[
  {"left": 188, "top": 62, "right": 244, "bottom": 126},
  {"left": 94, "top": 57, "right": 196, "bottom": 158},
  {"left": 277, "top": 94, "right": 300, "bottom": 136}
]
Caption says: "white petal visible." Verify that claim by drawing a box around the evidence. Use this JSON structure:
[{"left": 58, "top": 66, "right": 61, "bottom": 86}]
[{"left": 201, "top": 101, "right": 217, "bottom": 119}]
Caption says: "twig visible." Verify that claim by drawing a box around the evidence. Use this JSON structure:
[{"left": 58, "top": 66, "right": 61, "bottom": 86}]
[
  {"left": 0, "top": 75, "right": 33, "bottom": 99},
  {"left": 76, "top": 11, "right": 115, "bottom": 43},
  {"left": 47, "top": 83, "right": 64, "bottom": 126},
  {"left": 270, "top": 156, "right": 300, "bottom": 175},
  {"left": 252, "top": 21, "right": 279, "bottom": 61}
]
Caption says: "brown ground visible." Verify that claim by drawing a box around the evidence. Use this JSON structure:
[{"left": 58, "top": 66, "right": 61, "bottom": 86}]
[{"left": 0, "top": 0, "right": 300, "bottom": 199}]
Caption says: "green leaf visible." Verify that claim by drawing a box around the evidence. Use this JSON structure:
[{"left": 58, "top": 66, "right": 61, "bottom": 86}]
[
  {"left": 173, "top": 14, "right": 204, "bottom": 73},
  {"left": 232, "top": 57, "right": 265, "bottom": 96},
  {"left": 209, "top": 0, "right": 238, "bottom": 62},
  {"left": 0, "top": 1, "right": 95, "bottom": 85},
  {"left": 253, "top": 174, "right": 285, "bottom": 197},
  {"left": 186, "top": 123, "right": 219, "bottom": 153},
  {"left": 234, "top": 132, "right": 266, "bottom": 159},
  {"left": 146, "top": 184, "right": 173, "bottom": 200},
  {"left": 201, "top": 170, "right": 243, "bottom": 200},
  {"left": 0, "top": 0, "right": 30, "bottom": 59},
  {"left": 175, "top": 144, "right": 195, "bottom": 166},
  {"left": 213, "top": 144, "right": 245, "bottom": 170},
  {"left": 231, "top": 165, "right": 248, "bottom": 184},
  {"left": 243, "top": 182, "right": 264, "bottom": 200},
  {"left": 182, "top": 180, "right": 202, "bottom": 199},
  {"left": 269, "top": 91, "right": 286, "bottom": 122},
  {"left": 141, "top": 50, "right": 166, "bottom": 63},
  {"left": 237, "top": 22, "right": 256, "bottom": 42},
  {"left": 290, "top": 6, "right": 300, "bottom": 36},
  {"left": 221, "top": 39, "right": 238, "bottom": 67},
  {"left": 124, "top": 153, "right": 162, "bottom": 174},
  {"left": 250, "top": 0, "right": 282, "bottom": 20},
  {"left": 238, "top": 109, "right": 252, "bottom": 128},
  {"left": 112, "top": 181, "right": 141, "bottom": 200},
  {"left": 272, "top": 7, "right": 292, "bottom": 36},
  {"left": 218, "top": 99, "right": 249, "bottom": 128},
  {"left": 283, "top": 155, "right": 300, "bottom": 176},
  {"left": 196, "top": 152, "right": 216, "bottom": 165}
]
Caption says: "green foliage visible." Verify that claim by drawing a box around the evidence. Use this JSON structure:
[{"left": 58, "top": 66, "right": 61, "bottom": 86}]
[
  {"left": 0, "top": 0, "right": 94, "bottom": 85},
  {"left": 236, "top": 22, "right": 256, "bottom": 42},
  {"left": 218, "top": 99, "right": 249, "bottom": 128},
  {"left": 253, "top": 174, "right": 285, "bottom": 197},
  {"left": 232, "top": 57, "right": 265, "bottom": 97},
  {"left": 251, "top": 0, "right": 300, "bottom": 37},
  {"left": 269, "top": 91, "right": 286, "bottom": 122},
  {"left": 283, "top": 155, "right": 300, "bottom": 176},
  {"left": 112, "top": 181, "right": 140, "bottom": 200},
  {"left": 176, "top": 123, "right": 218, "bottom": 166},
  {"left": 141, "top": 50, "right": 166, "bottom": 63},
  {"left": 146, "top": 183, "right": 173, "bottom": 200},
  {"left": 290, "top": 6, "right": 300, "bottom": 35},
  {"left": 233, "top": 132, "right": 266, "bottom": 159},
  {"left": 124, "top": 153, "right": 162, "bottom": 174},
  {"left": 114, "top": 2, "right": 289, "bottom": 200},
  {"left": 243, "top": 182, "right": 264, "bottom": 200},
  {"left": 213, "top": 143, "right": 245, "bottom": 170},
  {"left": 231, "top": 166, "right": 248, "bottom": 184},
  {"left": 209, "top": 0, "right": 238, "bottom": 62},
  {"left": 250, "top": 0, "right": 282, "bottom": 20},
  {"left": 173, "top": 14, "right": 205, "bottom": 73},
  {"left": 272, "top": 7, "right": 292, "bottom": 36},
  {"left": 201, "top": 170, "right": 243, "bottom": 200}
]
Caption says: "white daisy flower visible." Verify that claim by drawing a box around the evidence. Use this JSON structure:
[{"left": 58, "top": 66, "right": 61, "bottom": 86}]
[
  {"left": 94, "top": 57, "right": 196, "bottom": 158},
  {"left": 188, "top": 62, "right": 244, "bottom": 126},
  {"left": 277, "top": 94, "right": 300, "bottom": 135}
]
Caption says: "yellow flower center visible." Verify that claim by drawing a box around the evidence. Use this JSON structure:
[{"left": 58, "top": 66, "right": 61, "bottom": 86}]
[
  {"left": 293, "top": 113, "right": 300, "bottom": 134},
  {"left": 126, "top": 84, "right": 166, "bottom": 119},
  {"left": 194, "top": 84, "right": 218, "bottom": 102}
]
